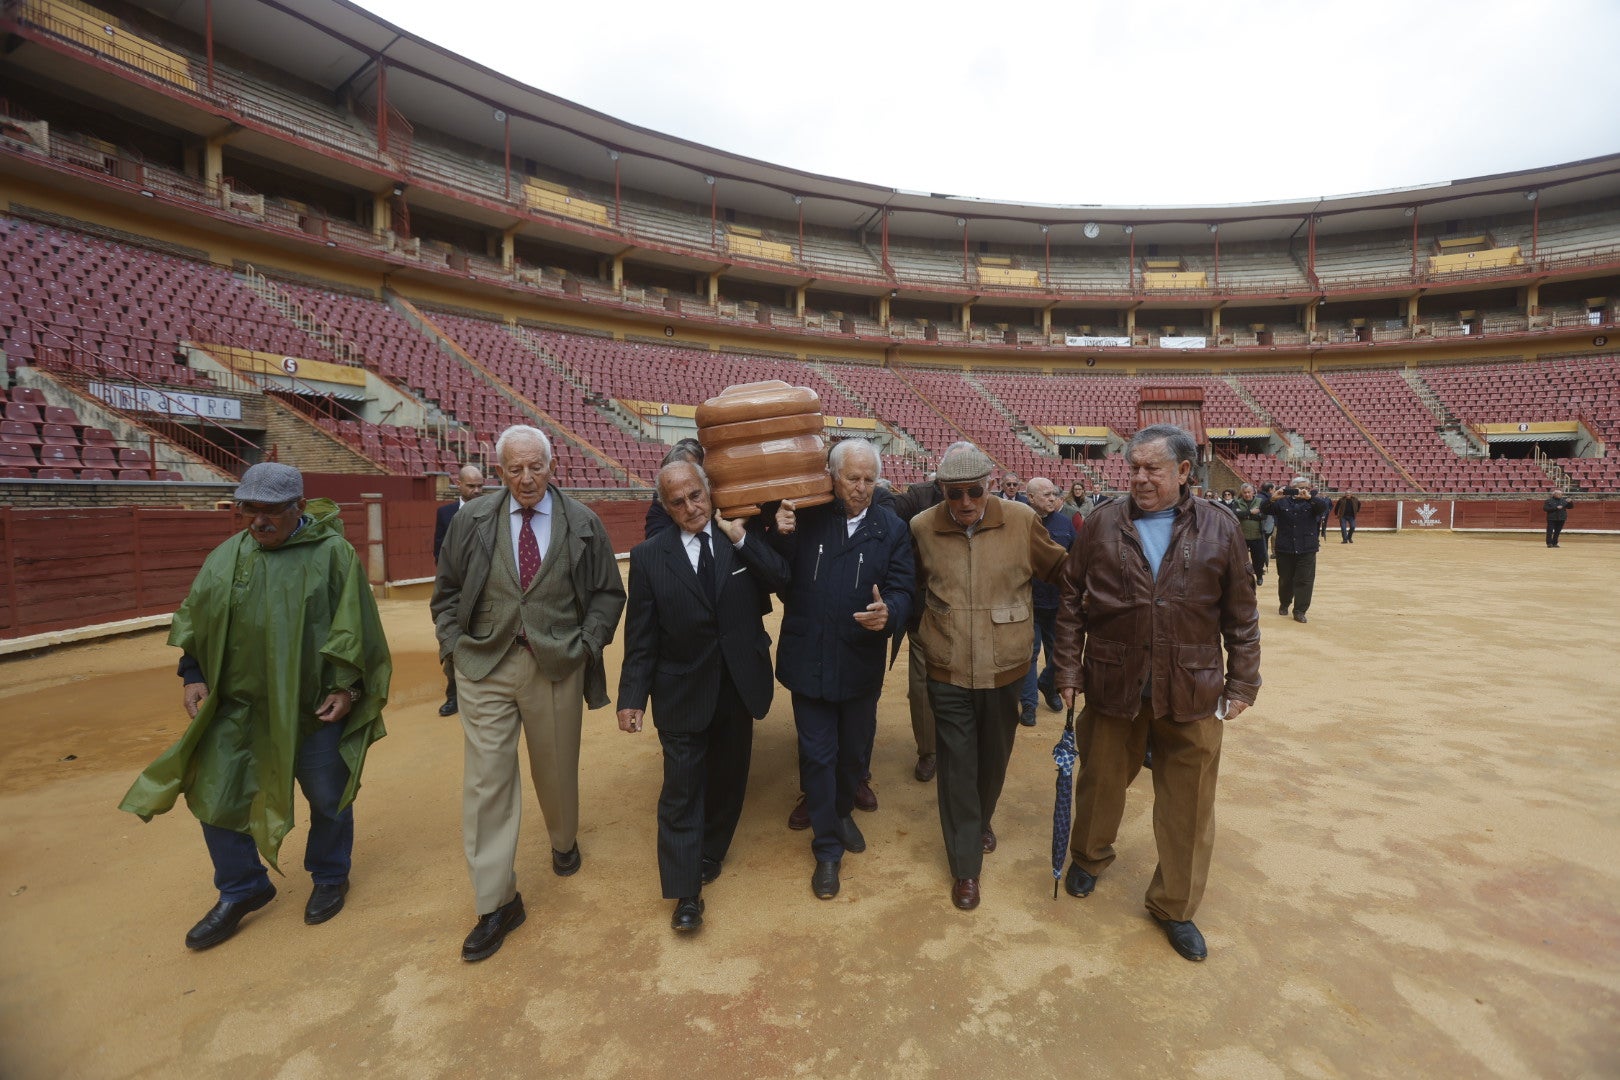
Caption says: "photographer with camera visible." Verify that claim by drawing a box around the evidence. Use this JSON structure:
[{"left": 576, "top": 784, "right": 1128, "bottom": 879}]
[{"left": 1261, "top": 477, "right": 1331, "bottom": 623}]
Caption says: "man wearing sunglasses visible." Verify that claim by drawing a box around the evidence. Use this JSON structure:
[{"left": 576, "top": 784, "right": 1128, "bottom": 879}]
[
  {"left": 910, "top": 445, "right": 1068, "bottom": 911},
  {"left": 1053, "top": 424, "right": 1260, "bottom": 962},
  {"left": 121, "top": 462, "right": 392, "bottom": 950}
]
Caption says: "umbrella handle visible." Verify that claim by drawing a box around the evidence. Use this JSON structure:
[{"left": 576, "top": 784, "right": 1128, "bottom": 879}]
[{"left": 1064, "top": 702, "right": 1075, "bottom": 733}]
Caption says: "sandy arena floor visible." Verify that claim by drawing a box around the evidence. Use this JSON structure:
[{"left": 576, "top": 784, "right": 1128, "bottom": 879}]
[{"left": 1, "top": 531, "right": 1617, "bottom": 1079}]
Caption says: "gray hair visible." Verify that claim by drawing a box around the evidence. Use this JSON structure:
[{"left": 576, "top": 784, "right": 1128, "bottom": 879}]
[
  {"left": 657, "top": 460, "right": 711, "bottom": 505},
  {"left": 1125, "top": 424, "right": 1198, "bottom": 469},
  {"left": 828, "top": 438, "right": 881, "bottom": 478},
  {"left": 1026, "top": 477, "right": 1056, "bottom": 498},
  {"left": 1291, "top": 476, "right": 1311, "bottom": 489},
  {"left": 495, "top": 424, "right": 553, "bottom": 466}
]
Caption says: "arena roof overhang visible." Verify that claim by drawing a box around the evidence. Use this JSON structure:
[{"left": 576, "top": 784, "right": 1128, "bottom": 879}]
[{"left": 124, "top": 0, "right": 1620, "bottom": 246}]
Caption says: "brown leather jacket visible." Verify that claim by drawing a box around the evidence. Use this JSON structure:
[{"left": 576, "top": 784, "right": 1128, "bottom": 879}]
[{"left": 1053, "top": 490, "right": 1260, "bottom": 721}]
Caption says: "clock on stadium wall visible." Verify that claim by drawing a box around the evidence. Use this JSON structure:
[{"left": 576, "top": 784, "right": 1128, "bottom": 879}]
[{"left": 1083, "top": 222, "right": 1101, "bottom": 239}]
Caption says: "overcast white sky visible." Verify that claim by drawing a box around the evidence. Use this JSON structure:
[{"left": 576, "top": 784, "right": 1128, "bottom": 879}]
[{"left": 356, "top": 0, "right": 1620, "bottom": 207}]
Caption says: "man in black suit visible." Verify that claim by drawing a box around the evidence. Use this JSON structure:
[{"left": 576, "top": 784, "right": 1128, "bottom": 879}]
[
  {"left": 432, "top": 464, "right": 486, "bottom": 716},
  {"left": 616, "top": 461, "right": 790, "bottom": 932}
]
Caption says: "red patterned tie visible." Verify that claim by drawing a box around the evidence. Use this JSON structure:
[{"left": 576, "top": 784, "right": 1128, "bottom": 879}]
[{"left": 518, "top": 506, "right": 542, "bottom": 590}]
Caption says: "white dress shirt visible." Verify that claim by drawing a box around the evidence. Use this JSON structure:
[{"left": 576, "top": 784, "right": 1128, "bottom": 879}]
[{"left": 680, "top": 523, "right": 745, "bottom": 572}]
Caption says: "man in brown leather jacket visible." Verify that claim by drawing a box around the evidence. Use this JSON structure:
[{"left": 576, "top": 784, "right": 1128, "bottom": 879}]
[{"left": 1053, "top": 424, "right": 1260, "bottom": 961}]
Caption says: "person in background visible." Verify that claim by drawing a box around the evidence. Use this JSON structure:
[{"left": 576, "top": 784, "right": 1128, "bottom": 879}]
[
  {"left": 120, "top": 462, "right": 391, "bottom": 951},
  {"left": 998, "top": 471, "right": 1025, "bottom": 501},
  {"left": 1234, "top": 483, "right": 1268, "bottom": 586},
  {"left": 1543, "top": 490, "right": 1574, "bottom": 547},
  {"left": 1262, "top": 476, "right": 1331, "bottom": 624},
  {"left": 1018, "top": 477, "right": 1076, "bottom": 725},
  {"left": 1333, "top": 492, "right": 1362, "bottom": 544},
  {"left": 434, "top": 464, "right": 487, "bottom": 717}
]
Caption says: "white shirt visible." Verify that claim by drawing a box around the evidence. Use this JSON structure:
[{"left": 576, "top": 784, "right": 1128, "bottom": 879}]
[
  {"left": 680, "top": 523, "right": 745, "bottom": 572},
  {"left": 508, "top": 490, "right": 554, "bottom": 568},
  {"left": 844, "top": 507, "right": 868, "bottom": 538}
]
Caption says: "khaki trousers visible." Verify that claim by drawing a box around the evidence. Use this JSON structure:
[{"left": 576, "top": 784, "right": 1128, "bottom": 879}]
[
  {"left": 457, "top": 644, "right": 584, "bottom": 915},
  {"left": 1069, "top": 701, "right": 1223, "bottom": 922}
]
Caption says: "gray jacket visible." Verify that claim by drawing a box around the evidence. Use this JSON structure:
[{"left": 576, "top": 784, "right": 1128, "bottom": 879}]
[{"left": 431, "top": 487, "right": 626, "bottom": 708}]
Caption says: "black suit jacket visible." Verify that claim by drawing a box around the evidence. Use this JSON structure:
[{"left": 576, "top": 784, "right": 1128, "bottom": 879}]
[
  {"left": 433, "top": 500, "right": 461, "bottom": 561},
  {"left": 617, "top": 526, "right": 789, "bottom": 732}
]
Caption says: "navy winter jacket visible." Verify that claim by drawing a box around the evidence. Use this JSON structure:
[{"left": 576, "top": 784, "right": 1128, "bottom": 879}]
[{"left": 1261, "top": 493, "right": 1331, "bottom": 554}]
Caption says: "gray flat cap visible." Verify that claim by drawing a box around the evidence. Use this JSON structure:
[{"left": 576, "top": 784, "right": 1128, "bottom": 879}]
[
  {"left": 935, "top": 445, "right": 994, "bottom": 484},
  {"left": 234, "top": 461, "right": 304, "bottom": 503}
]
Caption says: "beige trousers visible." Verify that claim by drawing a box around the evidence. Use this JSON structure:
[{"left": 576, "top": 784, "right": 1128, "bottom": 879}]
[{"left": 457, "top": 644, "right": 584, "bottom": 915}]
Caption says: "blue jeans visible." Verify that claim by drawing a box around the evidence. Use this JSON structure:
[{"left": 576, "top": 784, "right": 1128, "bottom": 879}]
[
  {"left": 200, "top": 720, "right": 354, "bottom": 901},
  {"left": 1020, "top": 609, "right": 1059, "bottom": 713}
]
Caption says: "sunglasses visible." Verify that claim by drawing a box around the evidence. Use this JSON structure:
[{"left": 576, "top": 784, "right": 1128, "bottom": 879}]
[{"left": 944, "top": 485, "right": 986, "bottom": 502}]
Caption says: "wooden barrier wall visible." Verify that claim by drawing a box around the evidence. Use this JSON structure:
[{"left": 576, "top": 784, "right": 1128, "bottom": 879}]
[{"left": 0, "top": 495, "right": 1607, "bottom": 642}]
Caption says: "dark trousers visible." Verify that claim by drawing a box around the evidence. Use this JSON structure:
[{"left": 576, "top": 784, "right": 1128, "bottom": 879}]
[
  {"left": 926, "top": 679, "right": 1021, "bottom": 880},
  {"left": 1069, "top": 701, "right": 1223, "bottom": 922},
  {"left": 1020, "top": 609, "right": 1058, "bottom": 713},
  {"left": 200, "top": 720, "right": 353, "bottom": 901},
  {"left": 793, "top": 691, "right": 878, "bottom": 860},
  {"left": 907, "top": 634, "right": 936, "bottom": 757},
  {"left": 1275, "top": 551, "right": 1318, "bottom": 615},
  {"left": 1339, "top": 516, "right": 1357, "bottom": 542},
  {"left": 1546, "top": 520, "right": 1565, "bottom": 546},
  {"left": 1245, "top": 537, "right": 1268, "bottom": 582},
  {"left": 654, "top": 669, "right": 752, "bottom": 899},
  {"left": 444, "top": 667, "right": 457, "bottom": 704}
]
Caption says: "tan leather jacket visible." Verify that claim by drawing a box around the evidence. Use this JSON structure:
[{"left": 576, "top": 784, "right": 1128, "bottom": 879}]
[
  {"left": 911, "top": 496, "right": 1068, "bottom": 689},
  {"left": 1053, "top": 490, "right": 1260, "bottom": 721}
]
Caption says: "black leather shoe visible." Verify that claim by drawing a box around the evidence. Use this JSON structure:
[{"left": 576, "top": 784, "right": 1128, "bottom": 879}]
[
  {"left": 1044, "top": 688, "right": 1063, "bottom": 712},
  {"left": 1063, "top": 862, "right": 1096, "bottom": 898},
  {"left": 552, "top": 843, "right": 582, "bottom": 877},
  {"left": 854, "top": 778, "right": 878, "bottom": 813},
  {"left": 1293, "top": 612, "right": 1308, "bottom": 623},
  {"left": 1155, "top": 915, "right": 1207, "bottom": 961},
  {"left": 438, "top": 696, "right": 458, "bottom": 717},
  {"left": 700, "top": 857, "right": 723, "bottom": 885},
  {"left": 914, "top": 754, "right": 937, "bottom": 782},
  {"left": 787, "top": 794, "right": 811, "bottom": 830},
  {"left": 812, "top": 859, "right": 841, "bottom": 899},
  {"left": 671, "top": 896, "right": 704, "bottom": 932},
  {"left": 1019, "top": 705, "right": 1037, "bottom": 727},
  {"left": 185, "top": 884, "right": 277, "bottom": 950},
  {"left": 1279, "top": 604, "right": 1289, "bottom": 616},
  {"left": 462, "top": 893, "right": 525, "bottom": 962},
  {"left": 304, "top": 880, "right": 349, "bottom": 925},
  {"left": 836, "top": 815, "right": 866, "bottom": 854},
  {"left": 981, "top": 826, "right": 997, "bottom": 854}
]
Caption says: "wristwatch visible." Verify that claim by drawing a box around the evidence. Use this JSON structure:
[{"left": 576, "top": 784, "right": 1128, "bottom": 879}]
[{"left": 344, "top": 685, "right": 362, "bottom": 704}]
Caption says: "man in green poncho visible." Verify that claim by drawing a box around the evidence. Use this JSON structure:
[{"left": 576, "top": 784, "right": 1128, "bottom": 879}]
[{"left": 120, "top": 462, "right": 392, "bottom": 951}]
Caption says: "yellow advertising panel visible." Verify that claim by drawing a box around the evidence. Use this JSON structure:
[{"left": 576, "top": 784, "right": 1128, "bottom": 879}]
[{"left": 211, "top": 345, "right": 367, "bottom": 387}]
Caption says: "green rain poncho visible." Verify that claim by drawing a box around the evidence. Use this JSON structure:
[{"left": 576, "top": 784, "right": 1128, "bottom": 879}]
[{"left": 119, "top": 499, "right": 391, "bottom": 869}]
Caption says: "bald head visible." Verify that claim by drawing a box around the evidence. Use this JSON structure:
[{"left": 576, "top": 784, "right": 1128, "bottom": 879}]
[{"left": 454, "top": 464, "right": 485, "bottom": 501}]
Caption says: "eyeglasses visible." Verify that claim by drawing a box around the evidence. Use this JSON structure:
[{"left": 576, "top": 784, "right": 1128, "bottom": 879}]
[
  {"left": 944, "top": 485, "right": 986, "bottom": 502},
  {"left": 235, "top": 499, "right": 298, "bottom": 515}
]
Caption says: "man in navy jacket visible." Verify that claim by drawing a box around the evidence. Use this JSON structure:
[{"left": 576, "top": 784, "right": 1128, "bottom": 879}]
[
  {"left": 771, "top": 441, "right": 914, "bottom": 900},
  {"left": 1262, "top": 477, "right": 1331, "bottom": 623},
  {"left": 1019, "top": 477, "right": 1076, "bottom": 723}
]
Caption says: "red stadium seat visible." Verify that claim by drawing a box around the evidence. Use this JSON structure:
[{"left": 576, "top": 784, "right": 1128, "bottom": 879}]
[
  {"left": 34, "top": 467, "right": 76, "bottom": 479},
  {"left": 0, "top": 441, "right": 40, "bottom": 467},
  {"left": 81, "top": 427, "right": 118, "bottom": 446},
  {"left": 3, "top": 401, "right": 43, "bottom": 425},
  {"left": 0, "top": 466, "right": 31, "bottom": 479},
  {"left": 79, "top": 468, "right": 116, "bottom": 481},
  {"left": 0, "top": 419, "right": 41, "bottom": 445},
  {"left": 117, "top": 469, "right": 152, "bottom": 480}
]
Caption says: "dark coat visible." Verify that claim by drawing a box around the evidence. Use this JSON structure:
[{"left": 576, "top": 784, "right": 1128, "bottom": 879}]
[
  {"left": 1261, "top": 493, "right": 1331, "bottom": 555},
  {"left": 1334, "top": 495, "right": 1362, "bottom": 520},
  {"left": 769, "top": 500, "right": 914, "bottom": 703},
  {"left": 1543, "top": 496, "right": 1573, "bottom": 523},
  {"left": 1031, "top": 507, "right": 1076, "bottom": 612},
  {"left": 433, "top": 500, "right": 461, "bottom": 560},
  {"left": 617, "top": 526, "right": 790, "bottom": 732}
]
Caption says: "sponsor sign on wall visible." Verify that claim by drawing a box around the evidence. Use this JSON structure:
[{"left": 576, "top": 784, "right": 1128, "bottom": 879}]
[
  {"left": 1160, "top": 336, "right": 1208, "bottom": 349},
  {"left": 1065, "top": 335, "right": 1131, "bottom": 347},
  {"left": 1399, "top": 500, "right": 1453, "bottom": 530},
  {"left": 88, "top": 381, "right": 243, "bottom": 421}
]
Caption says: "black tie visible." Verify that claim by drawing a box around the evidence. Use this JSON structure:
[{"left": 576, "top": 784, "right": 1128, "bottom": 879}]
[{"left": 696, "top": 530, "right": 717, "bottom": 604}]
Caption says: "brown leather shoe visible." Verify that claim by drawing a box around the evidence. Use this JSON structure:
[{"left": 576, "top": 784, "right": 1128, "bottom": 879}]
[
  {"left": 854, "top": 777, "right": 878, "bottom": 813},
  {"left": 913, "top": 754, "right": 937, "bottom": 782},
  {"left": 951, "top": 877, "right": 980, "bottom": 910},
  {"left": 787, "top": 793, "right": 811, "bottom": 830},
  {"left": 981, "top": 827, "right": 997, "bottom": 854}
]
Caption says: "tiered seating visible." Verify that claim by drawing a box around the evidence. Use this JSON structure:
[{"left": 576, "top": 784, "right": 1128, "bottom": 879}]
[
  {"left": 1418, "top": 355, "right": 1620, "bottom": 493},
  {"left": 900, "top": 368, "right": 1077, "bottom": 484},
  {"left": 1312, "top": 232, "right": 1413, "bottom": 284},
  {"left": 1325, "top": 369, "right": 1551, "bottom": 494},
  {"left": 1236, "top": 373, "right": 1408, "bottom": 493},
  {"left": 0, "top": 216, "right": 335, "bottom": 384},
  {"left": 0, "top": 387, "right": 180, "bottom": 480},
  {"left": 434, "top": 314, "right": 665, "bottom": 483}
]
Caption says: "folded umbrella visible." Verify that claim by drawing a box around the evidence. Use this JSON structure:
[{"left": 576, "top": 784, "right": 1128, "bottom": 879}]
[{"left": 1050, "top": 702, "right": 1077, "bottom": 898}]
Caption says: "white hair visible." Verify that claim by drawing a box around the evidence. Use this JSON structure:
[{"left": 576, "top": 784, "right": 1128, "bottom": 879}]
[
  {"left": 828, "top": 439, "right": 881, "bottom": 478},
  {"left": 495, "top": 424, "right": 553, "bottom": 465},
  {"left": 1026, "top": 477, "right": 1055, "bottom": 497},
  {"left": 657, "top": 460, "right": 711, "bottom": 504},
  {"left": 1291, "top": 476, "right": 1311, "bottom": 489}
]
